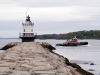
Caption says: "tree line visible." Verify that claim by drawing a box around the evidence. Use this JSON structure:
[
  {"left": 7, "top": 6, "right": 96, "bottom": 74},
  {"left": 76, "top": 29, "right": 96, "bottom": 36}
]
[{"left": 37, "top": 30, "right": 100, "bottom": 39}]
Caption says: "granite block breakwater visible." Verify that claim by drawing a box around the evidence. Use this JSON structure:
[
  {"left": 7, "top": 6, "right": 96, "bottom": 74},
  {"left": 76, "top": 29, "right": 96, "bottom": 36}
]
[{"left": 0, "top": 42, "right": 93, "bottom": 75}]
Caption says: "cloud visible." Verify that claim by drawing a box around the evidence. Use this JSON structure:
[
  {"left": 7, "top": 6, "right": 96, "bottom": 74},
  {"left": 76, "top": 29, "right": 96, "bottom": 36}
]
[
  {"left": 7, "top": 0, "right": 100, "bottom": 7},
  {"left": 0, "top": 0, "right": 100, "bottom": 37},
  {"left": 0, "top": 0, "right": 100, "bottom": 22},
  {"left": 0, "top": 7, "right": 93, "bottom": 21}
]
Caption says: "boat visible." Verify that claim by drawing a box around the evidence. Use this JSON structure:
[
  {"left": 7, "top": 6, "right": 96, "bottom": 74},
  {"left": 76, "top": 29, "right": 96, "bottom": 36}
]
[{"left": 56, "top": 37, "right": 88, "bottom": 46}]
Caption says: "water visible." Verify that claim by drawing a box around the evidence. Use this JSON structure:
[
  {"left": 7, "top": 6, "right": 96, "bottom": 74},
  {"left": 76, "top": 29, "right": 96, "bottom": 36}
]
[{"left": 0, "top": 39, "right": 100, "bottom": 75}]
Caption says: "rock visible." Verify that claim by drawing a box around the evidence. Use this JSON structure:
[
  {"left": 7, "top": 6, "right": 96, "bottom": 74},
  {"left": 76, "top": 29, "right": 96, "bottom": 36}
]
[
  {"left": 40, "top": 42, "right": 56, "bottom": 50},
  {"left": 0, "top": 42, "right": 93, "bottom": 75},
  {"left": 70, "top": 60, "right": 91, "bottom": 64},
  {"left": 70, "top": 63, "right": 93, "bottom": 75},
  {"left": 89, "top": 69, "right": 95, "bottom": 71},
  {"left": 90, "top": 63, "right": 95, "bottom": 65},
  {"left": 0, "top": 42, "right": 21, "bottom": 50},
  {"left": 0, "top": 67, "right": 11, "bottom": 75},
  {"left": 9, "top": 70, "right": 30, "bottom": 75}
]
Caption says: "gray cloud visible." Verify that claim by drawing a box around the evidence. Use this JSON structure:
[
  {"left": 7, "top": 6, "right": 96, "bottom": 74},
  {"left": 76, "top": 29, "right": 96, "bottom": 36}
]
[
  {"left": 1, "top": 0, "right": 100, "bottom": 7},
  {"left": 0, "top": 0, "right": 100, "bottom": 37}
]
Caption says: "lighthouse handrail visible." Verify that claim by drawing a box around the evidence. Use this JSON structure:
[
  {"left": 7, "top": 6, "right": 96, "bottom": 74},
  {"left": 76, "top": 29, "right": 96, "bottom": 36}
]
[{"left": 19, "top": 33, "right": 37, "bottom": 37}]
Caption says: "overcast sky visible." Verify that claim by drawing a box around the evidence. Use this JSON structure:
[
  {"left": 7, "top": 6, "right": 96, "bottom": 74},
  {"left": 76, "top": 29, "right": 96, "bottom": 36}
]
[{"left": 0, "top": 0, "right": 100, "bottom": 38}]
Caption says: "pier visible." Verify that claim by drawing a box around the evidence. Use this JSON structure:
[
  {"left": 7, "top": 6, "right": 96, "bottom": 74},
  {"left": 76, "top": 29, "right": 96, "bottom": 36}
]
[{"left": 0, "top": 42, "right": 93, "bottom": 75}]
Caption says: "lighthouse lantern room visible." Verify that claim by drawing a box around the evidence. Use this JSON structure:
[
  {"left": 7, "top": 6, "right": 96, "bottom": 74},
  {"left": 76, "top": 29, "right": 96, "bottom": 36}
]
[{"left": 19, "top": 15, "right": 37, "bottom": 42}]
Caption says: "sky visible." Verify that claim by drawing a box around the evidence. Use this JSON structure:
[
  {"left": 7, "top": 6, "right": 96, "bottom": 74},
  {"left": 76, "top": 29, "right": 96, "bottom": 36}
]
[{"left": 0, "top": 0, "right": 100, "bottom": 38}]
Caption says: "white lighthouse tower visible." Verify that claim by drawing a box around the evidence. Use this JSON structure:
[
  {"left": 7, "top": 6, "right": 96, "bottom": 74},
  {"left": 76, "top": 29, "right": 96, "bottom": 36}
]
[{"left": 19, "top": 15, "right": 37, "bottom": 42}]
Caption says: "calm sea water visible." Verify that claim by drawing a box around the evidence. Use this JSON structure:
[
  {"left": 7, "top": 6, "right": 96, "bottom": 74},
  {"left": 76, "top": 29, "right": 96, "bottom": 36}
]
[{"left": 0, "top": 39, "right": 100, "bottom": 75}]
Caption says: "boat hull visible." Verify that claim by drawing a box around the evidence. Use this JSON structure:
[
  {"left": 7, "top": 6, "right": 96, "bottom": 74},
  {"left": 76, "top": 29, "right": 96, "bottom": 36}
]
[{"left": 56, "top": 42, "right": 88, "bottom": 46}]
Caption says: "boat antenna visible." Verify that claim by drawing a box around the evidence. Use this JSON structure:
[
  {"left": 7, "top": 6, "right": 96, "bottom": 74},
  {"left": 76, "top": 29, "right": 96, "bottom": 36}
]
[{"left": 26, "top": 12, "right": 27, "bottom": 17}]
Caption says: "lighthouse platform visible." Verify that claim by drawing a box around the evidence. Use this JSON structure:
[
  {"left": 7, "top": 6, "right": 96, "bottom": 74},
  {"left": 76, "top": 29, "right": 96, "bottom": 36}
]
[{"left": 19, "top": 33, "right": 37, "bottom": 42}]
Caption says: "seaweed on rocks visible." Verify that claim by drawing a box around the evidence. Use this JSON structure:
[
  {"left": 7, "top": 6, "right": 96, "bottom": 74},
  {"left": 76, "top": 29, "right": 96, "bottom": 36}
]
[
  {"left": 65, "top": 59, "right": 94, "bottom": 75},
  {"left": 0, "top": 45, "right": 14, "bottom": 50},
  {"left": 0, "top": 42, "right": 20, "bottom": 50},
  {"left": 40, "top": 42, "right": 56, "bottom": 50}
]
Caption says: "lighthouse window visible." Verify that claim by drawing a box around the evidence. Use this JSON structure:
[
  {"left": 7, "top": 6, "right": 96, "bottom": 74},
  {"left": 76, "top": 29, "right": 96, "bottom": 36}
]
[
  {"left": 31, "top": 33, "right": 33, "bottom": 36},
  {"left": 24, "top": 29, "right": 25, "bottom": 32},
  {"left": 23, "top": 33, "right": 25, "bottom": 36},
  {"left": 31, "top": 29, "right": 33, "bottom": 32}
]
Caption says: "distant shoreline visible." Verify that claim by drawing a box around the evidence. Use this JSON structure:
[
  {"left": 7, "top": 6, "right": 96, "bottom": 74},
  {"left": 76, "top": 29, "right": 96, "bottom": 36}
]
[{"left": 0, "top": 38, "right": 100, "bottom": 40}]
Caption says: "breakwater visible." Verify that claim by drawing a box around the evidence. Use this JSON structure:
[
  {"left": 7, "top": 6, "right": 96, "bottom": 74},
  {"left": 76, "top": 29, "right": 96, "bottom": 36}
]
[{"left": 0, "top": 42, "right": 93, "bottom": 75}]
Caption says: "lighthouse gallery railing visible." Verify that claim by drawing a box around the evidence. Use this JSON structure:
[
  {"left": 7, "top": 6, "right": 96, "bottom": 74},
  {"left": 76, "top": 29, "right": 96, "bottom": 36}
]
[{"left": 19, "top": 33, "right": 37, "bottom": 37}]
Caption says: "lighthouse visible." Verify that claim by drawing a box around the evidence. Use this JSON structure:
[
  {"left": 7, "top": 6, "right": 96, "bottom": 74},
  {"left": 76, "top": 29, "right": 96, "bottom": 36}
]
[{"left": 19, "top": 15, "right": 37, "bottom": 42}]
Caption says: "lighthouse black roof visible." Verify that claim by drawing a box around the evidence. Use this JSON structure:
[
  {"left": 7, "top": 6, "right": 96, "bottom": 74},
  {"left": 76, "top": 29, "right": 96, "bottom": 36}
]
[{"left": 26, "top": 15, "right": 30, "bottom": 21}]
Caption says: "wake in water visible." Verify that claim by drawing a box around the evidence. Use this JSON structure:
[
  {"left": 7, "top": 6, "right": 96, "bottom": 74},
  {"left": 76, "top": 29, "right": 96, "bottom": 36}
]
[{"left": 82, "top": 44, "right": 92, "bottom": 47}]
